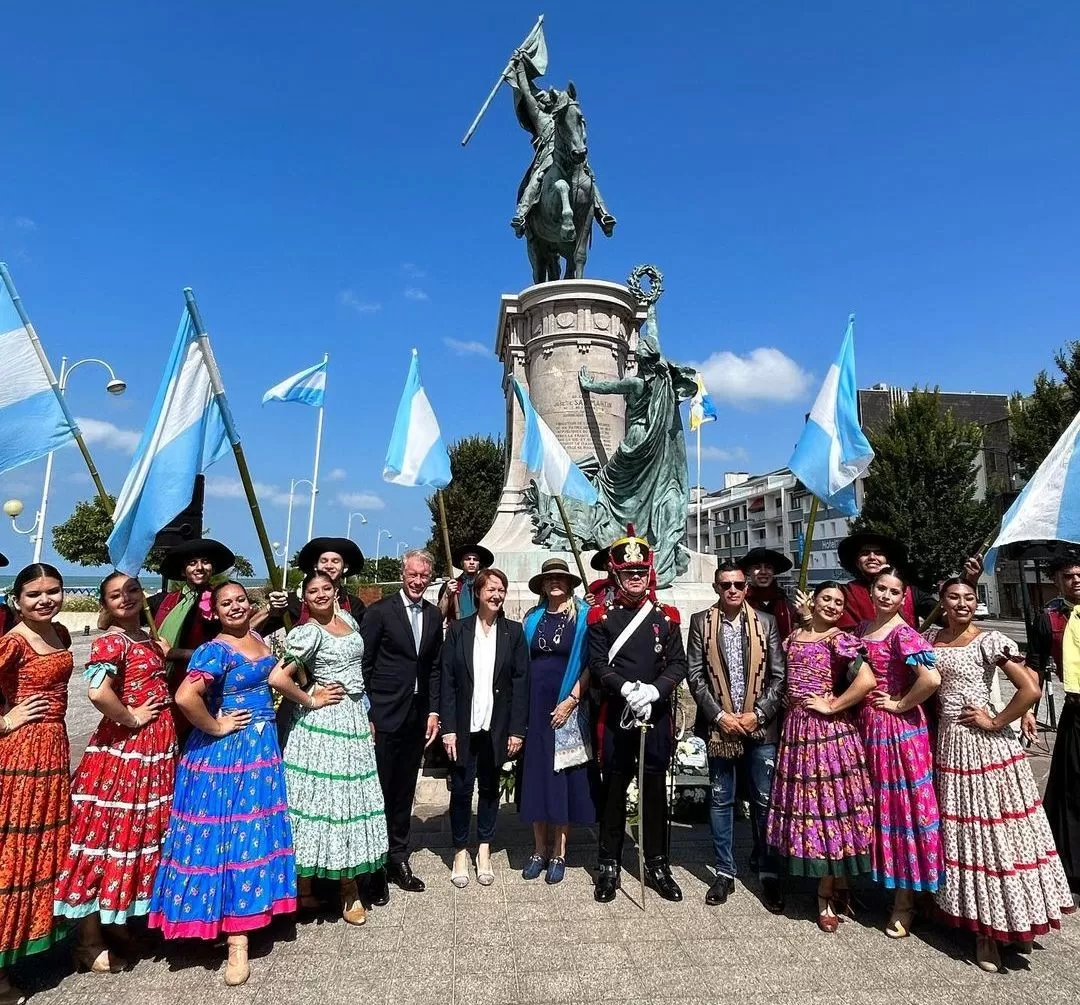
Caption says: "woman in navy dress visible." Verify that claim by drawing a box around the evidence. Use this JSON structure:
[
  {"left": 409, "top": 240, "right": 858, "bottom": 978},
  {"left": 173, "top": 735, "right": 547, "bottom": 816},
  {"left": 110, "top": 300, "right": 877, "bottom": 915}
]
[{"left": 518, "top": 559, "right": 597, "bottom": 884}]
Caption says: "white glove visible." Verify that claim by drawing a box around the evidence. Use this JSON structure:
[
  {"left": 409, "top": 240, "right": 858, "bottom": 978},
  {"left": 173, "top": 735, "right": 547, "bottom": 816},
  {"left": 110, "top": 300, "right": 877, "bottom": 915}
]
[
  {"left": 627, "top": 689, "right": 652, "bottom": 717},
  {"left": 637, "top": 683, "right": 660, "bottom": 705},
  {"left": 620, "top": 682, "right": 637, "bottom": 700},
  {"left": 637, "top": 702, "right": 653, "bottom": 722}
]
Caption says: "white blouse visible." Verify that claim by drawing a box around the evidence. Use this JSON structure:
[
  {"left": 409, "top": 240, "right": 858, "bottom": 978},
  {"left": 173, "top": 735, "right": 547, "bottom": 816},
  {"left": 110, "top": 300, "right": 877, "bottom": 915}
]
[{"left": 470, "top": 620, "right": 498, "bottom": 733}]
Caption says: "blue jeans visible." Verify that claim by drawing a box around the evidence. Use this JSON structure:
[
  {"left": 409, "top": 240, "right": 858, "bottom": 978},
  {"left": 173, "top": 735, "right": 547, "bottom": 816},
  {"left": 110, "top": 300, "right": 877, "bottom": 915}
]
[{"left": 708, "top": 743, "right": 778, "bottom": 880}]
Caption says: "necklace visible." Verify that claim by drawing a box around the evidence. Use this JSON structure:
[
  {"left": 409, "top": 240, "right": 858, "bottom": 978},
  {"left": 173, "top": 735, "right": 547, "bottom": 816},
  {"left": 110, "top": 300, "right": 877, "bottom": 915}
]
[{"left": 538, "top": 610, "right": 570, "bottom": 652}]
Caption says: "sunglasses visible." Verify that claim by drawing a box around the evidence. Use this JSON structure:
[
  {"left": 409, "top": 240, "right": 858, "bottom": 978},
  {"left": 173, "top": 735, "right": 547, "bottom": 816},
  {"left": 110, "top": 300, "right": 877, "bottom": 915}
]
[
  {"left": 718, "top": 580, "right": 747, "bottom": 591},
  {"left": 621, "top": 569, "right": 649, "bottom": 579}
]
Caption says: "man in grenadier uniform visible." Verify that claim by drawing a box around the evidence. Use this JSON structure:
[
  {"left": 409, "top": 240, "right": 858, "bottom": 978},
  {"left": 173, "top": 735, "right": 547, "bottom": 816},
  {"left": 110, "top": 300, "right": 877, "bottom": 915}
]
[{"left": 588, "top": 526, "right": 687, "bottom": 903}]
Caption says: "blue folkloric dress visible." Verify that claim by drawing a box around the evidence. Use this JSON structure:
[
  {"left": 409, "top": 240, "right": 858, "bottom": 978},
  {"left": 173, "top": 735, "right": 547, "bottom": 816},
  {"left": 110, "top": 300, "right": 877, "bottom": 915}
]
[
  {"left": 148, "top": 639, "right": 296, "bottom": 939},
  {"left": 280, "top": 616, "right": 388, "bottom": 879}
]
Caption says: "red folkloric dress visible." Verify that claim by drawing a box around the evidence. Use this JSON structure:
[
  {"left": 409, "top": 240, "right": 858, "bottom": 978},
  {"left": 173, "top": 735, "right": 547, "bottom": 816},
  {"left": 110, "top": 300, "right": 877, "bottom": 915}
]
[
  {"left": 54, "top": 632, "right": 178, "bottom": 925},
  {"left": 0, "top": 631, "right": 73, "bottom": 966}
]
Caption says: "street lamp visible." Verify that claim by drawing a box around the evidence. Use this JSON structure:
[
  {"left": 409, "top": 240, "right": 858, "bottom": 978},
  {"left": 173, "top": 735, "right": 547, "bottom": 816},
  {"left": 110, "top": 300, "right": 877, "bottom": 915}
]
[
  {"left": 346, "top": 511, "right": 368, "bottom": 538},
  {"left": 270, "top": 541, "right": 287, "bottom": 583},
  {"left": 396, "top": 541, "right": 409, "bottom": 559},
  {"left": 374, "top": 529, "right": 393, "bottom": 585},
  {"left": 28, "top": 356, "right": 127, "bottom": 564},
  {"left": 3, "top": 500, "right": 38, "bottom": 548},
  {"left": 282, "top": 478, "right": 315, "bottom": 580}
]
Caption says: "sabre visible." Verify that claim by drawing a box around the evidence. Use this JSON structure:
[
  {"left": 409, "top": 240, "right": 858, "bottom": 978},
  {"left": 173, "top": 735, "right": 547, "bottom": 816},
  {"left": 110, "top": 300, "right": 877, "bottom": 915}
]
[
  {"left": 460, "top": 14, "right": 545, "bottom": 147},
  {"left": 621, "top": 702, "right": 652, "bottom": 911}
]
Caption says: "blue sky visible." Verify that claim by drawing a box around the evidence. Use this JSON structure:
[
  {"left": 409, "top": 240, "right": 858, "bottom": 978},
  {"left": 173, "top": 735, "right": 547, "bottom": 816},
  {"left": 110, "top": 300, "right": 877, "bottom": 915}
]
[{"left": 2, "top": 1, "right": 1078, "bottom": 576}]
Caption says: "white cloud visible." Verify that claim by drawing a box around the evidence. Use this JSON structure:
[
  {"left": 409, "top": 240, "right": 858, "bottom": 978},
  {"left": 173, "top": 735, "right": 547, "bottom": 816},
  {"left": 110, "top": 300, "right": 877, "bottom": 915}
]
[
  {"left": 14, "top": 216, "right": 36, "bottom": 231},
  {"left": 336, "top": 491, "right": 386, "bottom": 511},
  {"left": 700, "top": 445, "right": 750, "bottom": 462},
  {"left": 326, "top": 467, "right": 347, "bottom": 482},
  {"left": 404, "top": 287, "right": 429, "bottom": 302},
  {"left": 339, "top": 290, "right": 381, "bottom": 315},
  {"left": 694, "top": 348, "right": 813, "bottom": 409},
  {"left": 67, "top": 471, "right": 92, "bottom": 485},
  {"left": 412, "top": 525, "right": 428, "bottom": 534},
  {"left": 75, "top": 417, "right": 141, "bottom": 453},
  {"left": 204, "top": 475, "right": 310, "bottom": 508},
  {"left": 402, "top": 262, "right": 426, "bottom": 278},
  {"left": 443, "top": 337, "right": 490, "bottom": 357}
]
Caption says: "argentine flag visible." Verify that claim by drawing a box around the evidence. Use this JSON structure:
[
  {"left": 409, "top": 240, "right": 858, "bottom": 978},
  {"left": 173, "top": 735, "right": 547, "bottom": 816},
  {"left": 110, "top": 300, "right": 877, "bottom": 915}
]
[
  {"left": 689, "top": 372, "right": 717, "bottom": 433},
  {"left": 788, "top": 314, "right": 873, "bottom": 517},
  {"left": 262, "top": 358, "right": 327, "bottom": 407},
  {"left": 0, "top": 264, "right": 77, "bottom": 475},
  {"left": 383, "top": 349, "right": 451, "bottom": 488},
  {"left": 108, "top": 312, "right": 233, "bottom": 575},
  {"left": 985, "top": 407, "right": 1080, "bottom": 573},
  {"left": 512, "top": 378, "right": 598, "bottom": 504}
]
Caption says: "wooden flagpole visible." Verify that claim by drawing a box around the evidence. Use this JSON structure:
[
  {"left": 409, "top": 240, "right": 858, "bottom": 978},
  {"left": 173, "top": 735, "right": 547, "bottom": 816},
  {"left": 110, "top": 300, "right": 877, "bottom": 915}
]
[
  {"left": 182, "top": 288, "right": 290, "bottom": 628},
  {"left": 0, "top": 263, "right": 161, "bottom": 638},
  {"left": 436, "top": 490, "right": 454, "bottom": 579},
  {"left": 797, "top": 496, "right": 821, "bottom": 593},
  {"left": 554, "top": 494, "right": 590, "bottom": 586}
]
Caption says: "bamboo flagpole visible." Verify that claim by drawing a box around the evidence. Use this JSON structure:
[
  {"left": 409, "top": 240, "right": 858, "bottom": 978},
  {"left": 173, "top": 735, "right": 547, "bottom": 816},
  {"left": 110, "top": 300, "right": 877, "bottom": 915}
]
[
  {"left": 307, "top": 352, "right": 328, "bottom": 541},
  {"left": 182, "top": 289, "right": 289, "bottom": 618},
  {"left": 554, "top": 494, "right": 590, "bottom": 586},
  {"left": 797, "top": 496, "right": 821, "bottom": 593},
  {"left": 436, "top": 490, "right": 454, "bottom": 579},
  {"left": 0, "top": 263, "right": 161, "bottom": 638}
]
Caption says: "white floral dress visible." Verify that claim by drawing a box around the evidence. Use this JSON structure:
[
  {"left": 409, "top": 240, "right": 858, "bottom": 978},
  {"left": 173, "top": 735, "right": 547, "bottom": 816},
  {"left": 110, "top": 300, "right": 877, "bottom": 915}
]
[
  {"left": 929, "top": 628, "right": 1074, "bottom": 942},
  {"left": 281, "top": 614, "right": 388, "bottom": 878}
]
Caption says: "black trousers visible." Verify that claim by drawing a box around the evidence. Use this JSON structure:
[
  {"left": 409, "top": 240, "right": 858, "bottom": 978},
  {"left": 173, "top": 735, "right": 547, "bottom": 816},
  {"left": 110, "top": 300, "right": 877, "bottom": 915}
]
[
  {"left": 597, "top": 722, "right": 668, "bottom": 864},
  {"left": 373, "top": 695, "right": 426, "bottom": 865}
]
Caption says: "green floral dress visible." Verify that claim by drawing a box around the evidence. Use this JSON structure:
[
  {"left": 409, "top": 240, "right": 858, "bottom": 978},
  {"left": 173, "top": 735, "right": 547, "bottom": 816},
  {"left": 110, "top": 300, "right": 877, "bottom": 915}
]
[{"left": 281, "top": 615, "right": 388, "bottom": 878}]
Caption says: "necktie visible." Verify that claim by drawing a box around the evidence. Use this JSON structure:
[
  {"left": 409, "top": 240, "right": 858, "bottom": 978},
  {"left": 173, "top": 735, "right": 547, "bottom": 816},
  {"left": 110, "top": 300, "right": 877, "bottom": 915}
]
[{"left": 409, "top": 602, "right": 422, "bottom": 651}]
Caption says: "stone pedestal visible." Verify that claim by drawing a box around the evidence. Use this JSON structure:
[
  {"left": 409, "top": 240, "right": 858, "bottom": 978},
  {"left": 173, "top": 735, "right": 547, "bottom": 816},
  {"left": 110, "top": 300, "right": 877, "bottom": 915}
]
[{"left": 473, "top": 278, "right": 717, "bottom": 630}]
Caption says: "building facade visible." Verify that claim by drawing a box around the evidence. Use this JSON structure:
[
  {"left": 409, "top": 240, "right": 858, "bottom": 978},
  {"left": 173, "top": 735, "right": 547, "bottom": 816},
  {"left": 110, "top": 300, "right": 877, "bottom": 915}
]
[{"left": 686, "top": 385, "right": 1014, "bottom": 606}]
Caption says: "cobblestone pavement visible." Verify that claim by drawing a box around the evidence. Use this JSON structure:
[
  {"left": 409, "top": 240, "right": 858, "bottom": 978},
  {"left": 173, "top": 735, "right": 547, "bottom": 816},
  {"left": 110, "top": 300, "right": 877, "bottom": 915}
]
[{"left": 18, "top": 631, "right": 1075, "bottom": 1004}]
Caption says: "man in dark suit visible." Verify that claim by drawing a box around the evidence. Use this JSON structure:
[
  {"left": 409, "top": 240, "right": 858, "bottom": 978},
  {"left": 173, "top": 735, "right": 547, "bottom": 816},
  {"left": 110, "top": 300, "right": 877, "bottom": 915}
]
[
  {"left": 686, "top": 561, "right": 786, "bottom": 912},
  {"left": 360, "top": 549, "right": 443, "bottom": 902}
]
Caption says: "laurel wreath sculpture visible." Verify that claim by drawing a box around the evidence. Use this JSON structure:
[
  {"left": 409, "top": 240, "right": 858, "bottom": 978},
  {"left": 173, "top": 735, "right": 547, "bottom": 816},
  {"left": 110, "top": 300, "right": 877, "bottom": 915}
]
[{"left": 627, "top": 264, "right": 664, "bottom": 306}]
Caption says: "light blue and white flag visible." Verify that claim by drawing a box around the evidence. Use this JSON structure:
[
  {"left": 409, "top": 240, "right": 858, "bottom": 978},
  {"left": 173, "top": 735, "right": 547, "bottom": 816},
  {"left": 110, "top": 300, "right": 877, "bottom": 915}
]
[
  {"left": 512, "top": 378, "right": 598, "bottom": 504},
  {"left": 262, "top": 357, "right": 327, "bottom": 408},
  {"left": 788, "top": 314, "right": 873, "bottom": 517},
  {"left": 985, "top": 407, "right": 1080, "bottom": 574},
  {"left": 0, "top": 265, "right": 76, "bottom": 475},
  {"left": 108, "top": 312, "right": 234, "bottom": 575},
  {"left": 689, "top": 372, "right": 717, "bottom": 433},
  {"left": 383, "top": 349, "right": 451, "bottom": 489}
]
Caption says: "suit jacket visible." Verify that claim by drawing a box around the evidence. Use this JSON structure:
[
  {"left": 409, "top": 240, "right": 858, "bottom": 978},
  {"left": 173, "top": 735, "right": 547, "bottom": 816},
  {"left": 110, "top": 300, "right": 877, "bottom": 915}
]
[
  {"left": 686, "top": 605, "right": 786, "bottom": 744},
  {"left": 360, "top": 592, "right": 443, "bottom": 733},
  {"left": 439, "top": 614, "right": 529, "bottom": 765}
]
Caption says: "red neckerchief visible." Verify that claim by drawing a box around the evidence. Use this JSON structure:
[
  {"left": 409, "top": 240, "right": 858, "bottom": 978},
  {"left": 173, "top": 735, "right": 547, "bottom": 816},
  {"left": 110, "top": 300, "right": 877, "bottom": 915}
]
[
  {"left": 747, "top": 583, "right": 794, "bottom": 639},
  {"left": 838, "top": 580, "right": 916, "bottom": 630}
]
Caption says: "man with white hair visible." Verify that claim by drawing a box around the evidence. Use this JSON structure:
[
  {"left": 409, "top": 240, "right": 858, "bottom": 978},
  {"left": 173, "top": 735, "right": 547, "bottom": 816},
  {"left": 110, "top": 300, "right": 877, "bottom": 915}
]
[{"left": 361, "top": 549, "right": 444, "bottom": 903}]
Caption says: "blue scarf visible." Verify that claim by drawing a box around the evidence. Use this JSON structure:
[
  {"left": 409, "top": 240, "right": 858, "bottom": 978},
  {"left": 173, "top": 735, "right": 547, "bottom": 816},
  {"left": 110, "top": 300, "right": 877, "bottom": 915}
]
[
  {"left": 456, "top": 574, "right": 478, "bottom": 619},
  {"left": 523, "top": 602, "right": 590, "bottom": 702}
]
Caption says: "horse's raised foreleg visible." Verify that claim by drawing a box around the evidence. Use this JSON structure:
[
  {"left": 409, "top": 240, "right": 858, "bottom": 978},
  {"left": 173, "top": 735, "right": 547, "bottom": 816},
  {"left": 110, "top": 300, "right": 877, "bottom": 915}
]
[{"left": 551, "top": 178, "right": 575, "bottom": 243}]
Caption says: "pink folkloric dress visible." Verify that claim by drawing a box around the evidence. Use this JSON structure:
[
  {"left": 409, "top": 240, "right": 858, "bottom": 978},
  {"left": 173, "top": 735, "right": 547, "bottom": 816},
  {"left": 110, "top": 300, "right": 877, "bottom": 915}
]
[
  {"left": 928, "top": 628, "right": 1074, "bottom": 942},
  {"left": 854, "top": 623, "right": 943, "bottom": 892},
  {"left": 765, "top": 631, "right": 875, "bottom": 877}
]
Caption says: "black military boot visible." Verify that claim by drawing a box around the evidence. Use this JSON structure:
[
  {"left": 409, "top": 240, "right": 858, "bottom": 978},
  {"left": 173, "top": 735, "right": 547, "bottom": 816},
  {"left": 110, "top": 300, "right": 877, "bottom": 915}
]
[
  {"left": 644, "top": 857, "right": 683, "bottom": 902},
  {"left": 594, "top": 860, "right": 620, "bottom": 903}
]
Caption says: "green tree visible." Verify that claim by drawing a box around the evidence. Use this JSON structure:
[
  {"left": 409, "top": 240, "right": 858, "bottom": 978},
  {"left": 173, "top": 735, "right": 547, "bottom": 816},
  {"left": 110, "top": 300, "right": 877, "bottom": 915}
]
[
  {"left": 51, "top": 494, "right": 251, "bottom": 576},
  {"left": 1009, "top": 340, "right": 1080, "bottom": 479},
  {"left": 424, "top": 435, "right": 505, "bottom": 571},
  {"left": 853, "top": 388, "right": 996, "bottom": 588}
]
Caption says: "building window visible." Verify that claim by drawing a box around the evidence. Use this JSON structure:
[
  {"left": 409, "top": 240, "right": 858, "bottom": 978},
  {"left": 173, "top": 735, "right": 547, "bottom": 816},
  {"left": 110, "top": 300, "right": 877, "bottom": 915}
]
[{"left": 790, "top": 521, "right": 802, "bottom": 540}]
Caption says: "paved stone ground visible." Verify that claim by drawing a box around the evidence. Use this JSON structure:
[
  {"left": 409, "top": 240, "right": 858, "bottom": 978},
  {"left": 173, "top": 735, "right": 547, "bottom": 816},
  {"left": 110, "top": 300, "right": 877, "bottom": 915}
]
[{"left": 15, "top": 629, "right": 1077, "bottom": 1004}]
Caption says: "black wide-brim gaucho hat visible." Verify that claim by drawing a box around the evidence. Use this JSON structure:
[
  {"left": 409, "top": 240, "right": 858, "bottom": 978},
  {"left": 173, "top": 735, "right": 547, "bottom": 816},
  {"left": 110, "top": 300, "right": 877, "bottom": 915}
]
[
  {"left": 0, "top": 552, "right": 8, "bottom": 569},
  {"left": 737, "top": 548, "right": 793, "bottom": 576},
  {"left": 159, "top": 538, "right": 236, "bottom": 581},
  {"left": 296, "top": 537, "right": 365, "bottom": 575},
  {"left": 451, "top": 543, "right": 494, "bottom": 570},
  {"left": 836, "top": 532, "right": 908, "bottom": 579}
]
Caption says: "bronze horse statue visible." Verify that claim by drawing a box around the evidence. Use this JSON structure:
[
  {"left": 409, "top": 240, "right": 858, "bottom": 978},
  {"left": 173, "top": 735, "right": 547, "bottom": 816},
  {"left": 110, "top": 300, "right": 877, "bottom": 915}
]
[{"left": 523, "top": 82, "right": 614, "bottom": 284}]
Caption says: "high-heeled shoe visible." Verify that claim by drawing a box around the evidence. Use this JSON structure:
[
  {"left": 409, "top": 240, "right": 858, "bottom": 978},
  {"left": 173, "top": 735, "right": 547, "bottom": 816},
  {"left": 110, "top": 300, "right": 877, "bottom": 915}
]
[
  {"left": 0, "top": 979, "right": 27, "bottom": 1005},
  {"left": 340, "top": 879, "right": 367, "bottom": 926},
  {"left": 224, "top": 938, "right": 250, "bottom": 987},
  {"left": 816, "top": 897, "right": 839, "bottom": 934},
  {"left": 885, "top": 906, "right": 915, "bottom": 939},
  {"left": 72, "top": 944, "right": 124, "bottom": 974},
  {"left": 475, "top": 849, "right": 495, "bottom": 886},
  {"left": 976, "top": 936, "right": 1002, "bottom": 973}
]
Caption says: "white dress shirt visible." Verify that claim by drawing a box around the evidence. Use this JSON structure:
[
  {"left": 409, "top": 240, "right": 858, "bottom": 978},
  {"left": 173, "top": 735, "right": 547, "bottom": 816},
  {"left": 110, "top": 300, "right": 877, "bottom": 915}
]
[{"left": 470, "top": 619, "right": 498, "bottom": 733}]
